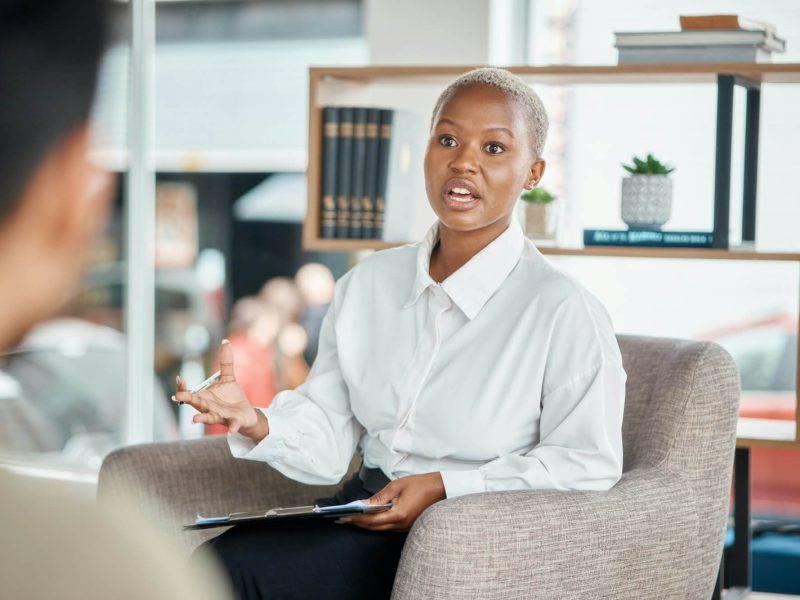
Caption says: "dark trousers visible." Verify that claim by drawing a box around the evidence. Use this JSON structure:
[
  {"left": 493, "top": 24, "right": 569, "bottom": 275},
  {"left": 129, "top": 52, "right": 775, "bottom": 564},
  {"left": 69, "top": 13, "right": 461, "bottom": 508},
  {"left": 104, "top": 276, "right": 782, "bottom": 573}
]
[{"left": 197, "top": 470, "right": 407, "bottom": 600}]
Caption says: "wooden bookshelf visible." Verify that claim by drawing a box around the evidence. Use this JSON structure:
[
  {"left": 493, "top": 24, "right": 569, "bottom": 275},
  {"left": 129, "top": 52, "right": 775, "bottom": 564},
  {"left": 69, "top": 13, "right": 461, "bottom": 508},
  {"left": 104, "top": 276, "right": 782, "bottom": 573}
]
[
  {"left": 303, "top": 64, "right": 800, "bottom": 447},
  {"left": 304, "top": 63, "right": 800, "bottom": 252}
]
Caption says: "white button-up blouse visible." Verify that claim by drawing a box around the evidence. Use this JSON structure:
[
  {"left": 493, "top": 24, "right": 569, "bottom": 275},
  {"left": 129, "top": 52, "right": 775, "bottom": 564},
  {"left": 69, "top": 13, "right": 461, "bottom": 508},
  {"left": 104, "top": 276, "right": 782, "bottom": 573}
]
[{"left": 229, "top": 219, "right": 626, "bottom": 499}]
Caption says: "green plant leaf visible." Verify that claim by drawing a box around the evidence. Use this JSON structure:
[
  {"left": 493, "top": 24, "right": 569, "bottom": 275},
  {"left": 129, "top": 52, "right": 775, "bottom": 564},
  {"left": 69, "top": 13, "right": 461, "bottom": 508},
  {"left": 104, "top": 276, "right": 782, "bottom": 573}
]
[
  {"left": 624, "top": 153, "right": 675, "bottom": 175},
  {"left": 520, "top": 187, "right": 556, "bottom": 203}
]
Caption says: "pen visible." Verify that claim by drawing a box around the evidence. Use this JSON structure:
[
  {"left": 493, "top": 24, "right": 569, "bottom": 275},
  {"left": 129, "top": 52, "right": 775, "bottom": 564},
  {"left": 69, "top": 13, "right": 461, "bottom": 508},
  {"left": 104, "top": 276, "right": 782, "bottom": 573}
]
[
  {"left": 174, "top": 370, "right": 222, "bottom": 405},
  {"left": 190, "top": 370, "right": 222, "bottom": 394}
]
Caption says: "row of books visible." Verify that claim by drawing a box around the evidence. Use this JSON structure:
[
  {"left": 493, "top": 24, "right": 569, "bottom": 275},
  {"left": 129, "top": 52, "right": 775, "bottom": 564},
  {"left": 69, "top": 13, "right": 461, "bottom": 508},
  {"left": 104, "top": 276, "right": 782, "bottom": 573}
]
[
  {"left": 320, "top": 106, "right": 423, "bottom": 240},
  {"left": 615, "top": 14, "right": 786, "bottom": 64}
]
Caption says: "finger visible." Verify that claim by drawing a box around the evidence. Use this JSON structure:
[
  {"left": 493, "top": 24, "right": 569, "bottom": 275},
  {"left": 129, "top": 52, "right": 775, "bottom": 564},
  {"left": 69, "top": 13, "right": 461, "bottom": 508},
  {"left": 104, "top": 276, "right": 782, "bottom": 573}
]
[
  {"left": 196, "top": 390, "right": 221, "bottom": 413},
  {"left": 347, "top": 509, "right": 398, "bottom": 528},
  {"left": 350, "top": 520, "right": 405, "bottom": 532},
  {"left": 176, "top": 375, "right": 187, "bottom": 392},
  {"left": 218, "top": 339, "right": 236, "bottom": 383},
  {"left": 193, "top": 410, "right": 223, "bottom": 425},
  {"left": 367, "top": 481, "right": 400, "bottom": 505},
  {"left": 174, "top": 390, "right": 204, "bottom": 412}
]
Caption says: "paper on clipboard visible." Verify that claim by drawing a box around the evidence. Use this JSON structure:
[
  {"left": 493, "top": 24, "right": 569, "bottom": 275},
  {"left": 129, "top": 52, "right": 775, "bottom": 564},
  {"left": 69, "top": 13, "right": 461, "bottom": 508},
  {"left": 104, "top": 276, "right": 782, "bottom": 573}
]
[{"left": 187, "top": 499, "right": 392, "bottom": 530}]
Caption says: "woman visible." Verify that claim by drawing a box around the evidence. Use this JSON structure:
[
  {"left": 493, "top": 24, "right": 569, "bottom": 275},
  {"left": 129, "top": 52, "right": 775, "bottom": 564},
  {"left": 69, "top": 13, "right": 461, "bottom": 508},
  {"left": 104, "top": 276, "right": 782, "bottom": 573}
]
[{"left": 175, "top": 67, "right": 626, "bottom": 599}]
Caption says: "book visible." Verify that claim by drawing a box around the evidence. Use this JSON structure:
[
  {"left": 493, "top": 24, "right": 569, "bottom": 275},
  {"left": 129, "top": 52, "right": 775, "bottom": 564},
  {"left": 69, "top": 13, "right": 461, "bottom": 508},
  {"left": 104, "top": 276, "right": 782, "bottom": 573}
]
[
  {"left": 614, "top": 30, "right": 786, "bottom": 52},
  {"left": 349, "top": 108, "right": 368, "bottom": 239},
  {"left": 184, "top": 499, "right": 393, "bottom": 530},
  {"left": 336, "top": 107, "right": 354, "bottom": 239},
  {"left": 584, "top": 229, "right": 714, "bottom": 248},
  {"left": 320, "top": 107, "right": 339, "bottom": 239},
  {"left": 373, "top": 109, "right": 393, "bottom": 240},
  {"left": 362, "top": 108, "right": 381, "bottom": 239},
  {"left": 617, "top": 45, "right": 773, "bottom": 64},
  {"left": 679, "top": 14, "right": 776, "bottom": 36}
]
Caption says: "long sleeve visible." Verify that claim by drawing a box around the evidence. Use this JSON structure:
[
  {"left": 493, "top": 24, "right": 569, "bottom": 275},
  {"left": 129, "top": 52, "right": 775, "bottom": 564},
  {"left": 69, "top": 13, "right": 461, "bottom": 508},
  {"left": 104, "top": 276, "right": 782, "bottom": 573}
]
[
  {"left": 227, "top": 282, "right": 364, "bottom": 485},
  {"left": 440, "top": 359, "right": 626, "bottom": 498}
]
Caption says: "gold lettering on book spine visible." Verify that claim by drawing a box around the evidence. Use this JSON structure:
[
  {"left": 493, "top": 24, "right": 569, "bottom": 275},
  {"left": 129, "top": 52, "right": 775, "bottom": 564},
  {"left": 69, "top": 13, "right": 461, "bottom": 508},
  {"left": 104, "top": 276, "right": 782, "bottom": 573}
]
[
  {"left": 375, "top": 197, "right": 385, "bottom": 229},
  {"left": 324, "top": 122, "right": 338, "bottom": 137},
  {"left": 353, "top": 123, "right": 366, "bottom": 138},
  {"left": 380, "top": 124, "right": 392, "bottom": 139},
  {"left": 340, "top": 122, "right": 353, "bottom": 136},
  {"left": 321, "top": 196, "right": 336, "bottom": 228},
  {"left": 366, "top": 123, "right": 378, "bottom": 137},
  {"left": 337, "top": 195, "right": 349, "bottom": 234},
  {"left": 361, "top": 197, "right": 373, "bottom": 232}
]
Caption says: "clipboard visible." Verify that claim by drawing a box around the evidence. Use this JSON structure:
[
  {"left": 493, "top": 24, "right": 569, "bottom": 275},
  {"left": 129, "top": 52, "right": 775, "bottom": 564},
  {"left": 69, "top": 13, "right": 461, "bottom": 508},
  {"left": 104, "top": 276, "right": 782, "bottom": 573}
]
[{"left": 183, "top": 499, "right": 393, "bottom": 530}]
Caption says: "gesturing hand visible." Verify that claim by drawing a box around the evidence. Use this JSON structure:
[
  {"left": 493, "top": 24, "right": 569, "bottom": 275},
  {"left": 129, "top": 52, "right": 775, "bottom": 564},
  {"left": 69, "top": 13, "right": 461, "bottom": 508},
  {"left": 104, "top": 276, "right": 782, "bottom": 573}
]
[
  {"left": 338, "top": 472, "right": 446, "bottom": 532},
  {"left": 173, "top": 340, "right": 269, "bottom": 442}
]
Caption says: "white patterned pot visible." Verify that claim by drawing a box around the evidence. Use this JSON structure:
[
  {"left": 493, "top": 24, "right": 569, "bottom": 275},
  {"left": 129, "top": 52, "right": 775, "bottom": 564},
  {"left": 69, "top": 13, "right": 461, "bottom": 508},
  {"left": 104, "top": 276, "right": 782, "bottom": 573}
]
[
  {"left": 620, "top": 175, "right": 673, "bottom": 230},
  {"left": 524, "top": 200, "right": 559, "bottom": 240}
]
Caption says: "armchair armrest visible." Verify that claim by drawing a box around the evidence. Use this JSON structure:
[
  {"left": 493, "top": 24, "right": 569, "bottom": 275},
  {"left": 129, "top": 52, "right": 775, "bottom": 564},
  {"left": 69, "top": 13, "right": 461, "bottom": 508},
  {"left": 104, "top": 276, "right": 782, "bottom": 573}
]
[
  {"left": 392, "top": 468, "right": 705, "bottom": 600},
  {"left": 98, "top": 436, "right": 353, "bottom": 555}
]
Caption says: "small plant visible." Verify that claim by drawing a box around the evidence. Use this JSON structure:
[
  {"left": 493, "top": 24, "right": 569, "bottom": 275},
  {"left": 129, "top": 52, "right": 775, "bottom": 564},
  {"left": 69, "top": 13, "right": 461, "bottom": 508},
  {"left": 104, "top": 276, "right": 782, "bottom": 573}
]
[
  {"left": 622, "top": 153, "right": 675, "bottom": 176},
  {"left": 520, "top": 187, "right": 556, "bottom": 204}
]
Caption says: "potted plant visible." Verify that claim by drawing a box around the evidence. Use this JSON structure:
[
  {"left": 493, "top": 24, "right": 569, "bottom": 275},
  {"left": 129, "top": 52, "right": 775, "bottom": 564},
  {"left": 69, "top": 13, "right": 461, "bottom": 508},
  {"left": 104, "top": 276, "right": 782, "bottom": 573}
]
[
  {"left": 520, "top": 187, "right": 558, "bottom": 240},
  {"left": 621, "top": 153, "right": 675, "bottom": 230}
]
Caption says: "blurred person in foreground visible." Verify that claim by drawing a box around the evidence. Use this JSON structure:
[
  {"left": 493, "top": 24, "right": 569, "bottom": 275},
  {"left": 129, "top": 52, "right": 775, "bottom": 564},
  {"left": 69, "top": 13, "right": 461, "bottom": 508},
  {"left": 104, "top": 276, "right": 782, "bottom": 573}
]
[{"left": 0, "top": 1, "right": 230, "bottom": 597}]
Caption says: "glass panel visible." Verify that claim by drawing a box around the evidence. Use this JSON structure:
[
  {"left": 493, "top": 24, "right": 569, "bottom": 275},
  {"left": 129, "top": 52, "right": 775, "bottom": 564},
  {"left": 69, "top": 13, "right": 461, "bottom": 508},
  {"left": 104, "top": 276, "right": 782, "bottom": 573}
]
[{"left": 151, "top": 1, "right": 365, "bottom": 439}]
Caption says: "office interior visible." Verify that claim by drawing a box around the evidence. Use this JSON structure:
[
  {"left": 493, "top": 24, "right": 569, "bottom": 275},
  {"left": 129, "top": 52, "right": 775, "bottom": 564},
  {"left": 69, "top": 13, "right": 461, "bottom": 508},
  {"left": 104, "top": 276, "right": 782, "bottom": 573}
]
[{"left": 2, "top": 1, "right": 800, "bottom": 598}]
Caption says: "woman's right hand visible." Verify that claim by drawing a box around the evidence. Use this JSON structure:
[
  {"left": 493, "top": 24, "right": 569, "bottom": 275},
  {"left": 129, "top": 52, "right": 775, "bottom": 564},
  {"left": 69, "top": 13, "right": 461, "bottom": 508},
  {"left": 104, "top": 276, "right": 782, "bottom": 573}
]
[{"left": 173, "top": 339, "right": 270, "bottom": 442}]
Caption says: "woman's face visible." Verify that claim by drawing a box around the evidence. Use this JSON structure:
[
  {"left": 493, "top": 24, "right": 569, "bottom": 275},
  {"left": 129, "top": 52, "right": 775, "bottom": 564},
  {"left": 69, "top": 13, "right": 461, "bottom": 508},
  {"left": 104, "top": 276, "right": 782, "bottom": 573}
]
[{"left": 424, "top": 85, "right": 545, "bottom": 235}]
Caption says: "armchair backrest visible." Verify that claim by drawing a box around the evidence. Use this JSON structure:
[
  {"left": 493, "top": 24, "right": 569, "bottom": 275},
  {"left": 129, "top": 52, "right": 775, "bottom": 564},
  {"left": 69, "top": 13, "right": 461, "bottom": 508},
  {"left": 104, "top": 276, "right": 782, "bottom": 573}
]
[
  {"left": 617, "top": 334, "right": 740, "bottom": 589},
  {"left": 617, "top": 335, "right": 739, "bottom": 475}
]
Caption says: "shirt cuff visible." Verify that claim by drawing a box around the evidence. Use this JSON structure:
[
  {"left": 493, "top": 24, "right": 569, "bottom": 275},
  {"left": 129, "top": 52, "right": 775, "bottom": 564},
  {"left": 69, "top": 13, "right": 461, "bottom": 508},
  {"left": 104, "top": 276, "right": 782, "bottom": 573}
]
[
  {"left": 440, "top": 469, "right": 485, "bottom": 499},
  {"left": 226, "top": 406, "right": 301, "bottom": 462}
]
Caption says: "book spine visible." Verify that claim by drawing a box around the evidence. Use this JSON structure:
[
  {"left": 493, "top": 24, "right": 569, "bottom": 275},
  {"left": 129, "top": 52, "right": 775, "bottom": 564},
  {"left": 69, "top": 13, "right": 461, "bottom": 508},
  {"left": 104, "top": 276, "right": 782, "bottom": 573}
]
[
  {"left": 362, "top": 108, "right": 380, "bottom": 239},
  {"left": 679, "top": 14, "right": 774, "bottom": 36},
  {"left": 680, "top": 15, "right": 741, "bottom": 30},
  {"left": 349, "top": 108, "right": 368, "bottom": 239},
  {"left": 320, "top": 107, "right": 339, "bottom": 239},
  {"left": 374, "top": 109, "right": 394, "bottom": 240},
  {"left": 336, "top": 107, "right": 354, "bottom": 238},
  {"left": 584, "top": 229, "right": 714, "bottom": 248}
]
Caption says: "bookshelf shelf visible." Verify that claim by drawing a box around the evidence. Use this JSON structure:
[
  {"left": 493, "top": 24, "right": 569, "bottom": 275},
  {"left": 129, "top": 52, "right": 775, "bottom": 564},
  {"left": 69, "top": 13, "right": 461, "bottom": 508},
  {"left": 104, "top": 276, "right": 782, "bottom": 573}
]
[
  {"left": 538, "top": 246, "right": 800, "bottom": 262},
  {"left": 313, "top": 63, "right": 800, "bottom": 85},
  {"left": 303, "top": 63, "right": 800, "bottom": 446}
]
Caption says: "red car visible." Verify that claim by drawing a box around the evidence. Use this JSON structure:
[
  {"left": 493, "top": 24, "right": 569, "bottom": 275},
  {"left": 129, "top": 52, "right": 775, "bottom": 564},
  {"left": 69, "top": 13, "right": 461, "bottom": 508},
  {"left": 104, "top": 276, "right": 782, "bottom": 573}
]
[{"left": 702, "top": 314, "right": 799, "bottom": 517}]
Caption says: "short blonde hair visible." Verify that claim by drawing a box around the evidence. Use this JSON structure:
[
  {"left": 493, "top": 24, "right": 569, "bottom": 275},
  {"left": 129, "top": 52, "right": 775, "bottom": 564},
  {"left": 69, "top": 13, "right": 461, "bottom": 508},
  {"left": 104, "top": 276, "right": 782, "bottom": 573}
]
[{"left": 431, "top": 67, "right": 549, "bottom": 159}]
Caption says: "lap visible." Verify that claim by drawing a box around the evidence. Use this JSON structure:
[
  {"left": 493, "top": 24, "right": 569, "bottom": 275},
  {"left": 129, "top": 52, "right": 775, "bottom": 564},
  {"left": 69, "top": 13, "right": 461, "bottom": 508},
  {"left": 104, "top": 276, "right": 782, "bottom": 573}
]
[{"left": 198, "top": 473, "right": 408, "bottom": 600}]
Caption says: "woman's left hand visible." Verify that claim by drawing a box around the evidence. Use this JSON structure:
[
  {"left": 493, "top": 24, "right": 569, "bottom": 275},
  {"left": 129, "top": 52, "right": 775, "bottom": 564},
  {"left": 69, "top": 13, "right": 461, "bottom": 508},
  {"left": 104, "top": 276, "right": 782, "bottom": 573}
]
[{"left": 337, "top": 472, "right": 446, "bottom": 532}]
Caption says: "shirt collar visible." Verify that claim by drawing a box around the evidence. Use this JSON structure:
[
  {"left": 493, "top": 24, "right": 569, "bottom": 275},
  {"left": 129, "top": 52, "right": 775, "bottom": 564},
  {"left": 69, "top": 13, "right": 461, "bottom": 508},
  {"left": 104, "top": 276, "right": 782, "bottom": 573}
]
[{"left": 403, "top": 219, "right": 525, "bottom": 320}]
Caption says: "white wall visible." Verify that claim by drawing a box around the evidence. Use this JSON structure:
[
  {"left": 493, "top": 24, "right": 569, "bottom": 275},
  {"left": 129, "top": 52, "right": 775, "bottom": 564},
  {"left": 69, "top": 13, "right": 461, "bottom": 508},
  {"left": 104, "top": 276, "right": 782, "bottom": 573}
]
[{"left": 365, "top": 0, "right": 491, "bottom": 65}]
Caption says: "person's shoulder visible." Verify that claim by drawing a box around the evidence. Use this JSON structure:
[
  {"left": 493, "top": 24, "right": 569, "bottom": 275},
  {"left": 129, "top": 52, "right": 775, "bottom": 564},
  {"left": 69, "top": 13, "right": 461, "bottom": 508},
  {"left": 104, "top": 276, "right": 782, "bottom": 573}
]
[
  {"left": 334, "top": 241, "right": 419, "bottom": 295},
  {"left": 514, "top": 240, "right": 599, "bottom": 307},
  {"left": 515, "top": 240, "right": 621, "bottom": 361}
]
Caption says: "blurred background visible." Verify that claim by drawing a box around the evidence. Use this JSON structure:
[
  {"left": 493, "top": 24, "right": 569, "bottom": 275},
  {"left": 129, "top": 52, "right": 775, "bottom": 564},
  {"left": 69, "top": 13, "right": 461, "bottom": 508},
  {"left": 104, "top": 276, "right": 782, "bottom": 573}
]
[{"left": 0, "top": 0, "right": 799, "bottom": 593}]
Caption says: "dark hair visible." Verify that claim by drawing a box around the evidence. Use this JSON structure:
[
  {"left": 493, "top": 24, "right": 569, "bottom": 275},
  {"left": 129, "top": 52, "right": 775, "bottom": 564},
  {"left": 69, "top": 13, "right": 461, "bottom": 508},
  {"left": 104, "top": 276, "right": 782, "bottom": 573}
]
[{"left": 0, "top": 0, "right": 108, "bottom": 220}]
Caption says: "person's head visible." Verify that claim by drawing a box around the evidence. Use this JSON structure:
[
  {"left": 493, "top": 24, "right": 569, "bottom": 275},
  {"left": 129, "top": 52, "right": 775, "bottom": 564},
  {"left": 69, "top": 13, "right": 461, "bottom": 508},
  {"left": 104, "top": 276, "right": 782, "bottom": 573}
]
[
  {"left": 258, "top": 277, "right": 304, "bottom": 327},
  {"left": 294, "top": 263, "right": 335, "bottom": 307},
  {"left": 425, "top": 67, "right": 548, "bottom": 237},
  {"left": 0, "top": 0, "right": 111, "bottom": 350},
  {"left": 227, "top": 296, "right": 265, "bottom": 336}
]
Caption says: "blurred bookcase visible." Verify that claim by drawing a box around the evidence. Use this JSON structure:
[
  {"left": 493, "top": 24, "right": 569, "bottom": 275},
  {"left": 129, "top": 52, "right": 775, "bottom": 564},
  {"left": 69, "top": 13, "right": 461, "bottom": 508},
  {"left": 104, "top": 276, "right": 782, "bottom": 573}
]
[{"left": 302, "top": 63, "right": 800, "bottom": 447}]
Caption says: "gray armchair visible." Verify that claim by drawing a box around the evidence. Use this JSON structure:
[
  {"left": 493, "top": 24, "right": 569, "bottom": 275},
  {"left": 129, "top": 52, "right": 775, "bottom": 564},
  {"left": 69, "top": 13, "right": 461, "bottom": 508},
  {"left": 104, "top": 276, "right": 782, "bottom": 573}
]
[{"left": 99, "top": 335, "right": 740, "bottom": 599}]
